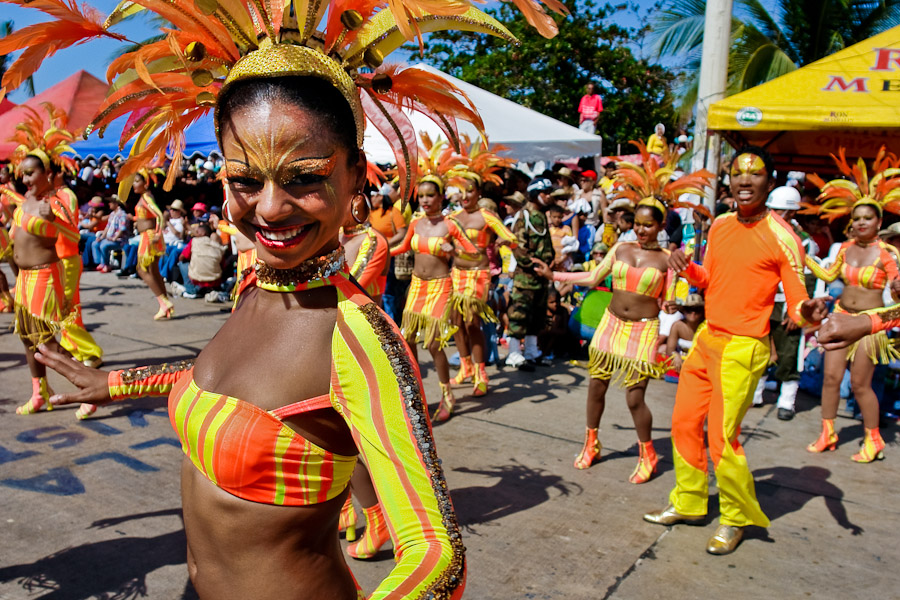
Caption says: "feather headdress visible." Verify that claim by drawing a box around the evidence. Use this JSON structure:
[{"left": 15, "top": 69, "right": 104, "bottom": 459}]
[
  {"left": 449, "top": 133, "right": 514, "bottom": 188},
  {"left": 800, "top": 146, "right": 900, "bottom": 222},
  {"left": 612, "top": 140, "right": 713, "bottom": 219},
  {"left": 416, "top": 131, "right": 465, "bottom": 194},
  {"left": 0, "top": 0, "right": 568, "bottom": 201},
  {"left": 8, "top": 102, "right": 79, "bottom": 175}
]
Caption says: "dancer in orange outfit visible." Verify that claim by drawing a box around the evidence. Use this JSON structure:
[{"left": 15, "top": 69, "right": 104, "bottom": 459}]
[
  {"left": 800, "top": 147, "right": 900, "bottom": 462},
  {"left": 449, "top": 137, "right": 516, "bottom": 396},
  {"left": 391, "top": 173, "right": 479, "bottom": 422},
  {"left": 128, "top": 171, "right": 175, "bottom": 320},
  {"left": 644, "top": 147, "right": 830, "bottom": 555},
  {"left": 534, "top": 143, "right": 711, "bottom": 483},
  {"left": 0, "top": 168, "right": 17, "bottom": 312},
  {"left": 342, "top": 216, "right": 390, "bottom": 305},
  {"left": 5, "top": 0, "right": 565, "bottom": 594}
]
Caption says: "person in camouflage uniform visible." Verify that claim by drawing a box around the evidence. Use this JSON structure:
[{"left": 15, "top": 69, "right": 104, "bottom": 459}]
[{"left": 506, "top": 178, "right": 556, "bottom": 369}]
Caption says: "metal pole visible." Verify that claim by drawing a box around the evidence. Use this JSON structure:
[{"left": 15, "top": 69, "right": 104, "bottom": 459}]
[{"left": 691, "top": 0, "right": 733, "bottom": 212}]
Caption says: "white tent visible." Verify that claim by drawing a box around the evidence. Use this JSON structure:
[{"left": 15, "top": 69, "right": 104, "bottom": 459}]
[{"left": 363, "top": 64, "right": 604, "bottom": 164}]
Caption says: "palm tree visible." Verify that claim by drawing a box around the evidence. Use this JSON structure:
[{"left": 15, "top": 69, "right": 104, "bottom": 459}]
[
  {"left": 651, "top": 0, "right": 900, "bottom": 119},
  {"left": 0, "top": 20, "right": 36, "bottom": 97}
]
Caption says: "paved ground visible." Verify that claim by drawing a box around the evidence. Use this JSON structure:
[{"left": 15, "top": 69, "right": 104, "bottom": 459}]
[{"left": 0, "top": 266, "right": 898, "bottom": 599}]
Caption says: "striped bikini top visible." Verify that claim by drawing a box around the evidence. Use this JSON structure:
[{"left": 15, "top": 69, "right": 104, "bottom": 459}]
[
  {"left": 169, "top": 370, "right": 356, "bottom": 506},
  {"left": 135, "top": 193, "right": 162, "bottom": 223},
  {"left": 805, "top": 240, "right": 900, "bottom": 290},
  {"left": 552, "top": 241, "right": 674, "bottom": 301},
  {"left": 390, "top": 214, "right": 479, "bottom": 259},
  {"left": 14, "top": 205, "right": 58, "bottom": 238}
]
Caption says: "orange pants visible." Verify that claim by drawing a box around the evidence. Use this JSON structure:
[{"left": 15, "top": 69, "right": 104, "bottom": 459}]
[{"left": 669, "top": 324, "right": 771, "bottom": 528}]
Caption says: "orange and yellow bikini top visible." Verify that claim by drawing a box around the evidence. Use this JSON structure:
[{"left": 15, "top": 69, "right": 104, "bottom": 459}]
[
  {"left": 450, "top": 208, "right": 518, "bottom": 251},
  {"left": 805, "top": 240, "right": 900, "bottom": 290},
  {"left": 553, "top": 241, "right": 674, "bottom": 300},
  {"left": 10, "top": 192, "right": 79, "bottom": 244},
  {"left": 390, "top": 214, "right": 479, "bottom": 259},
  {"left": 135, "top": 193, "right": 164, "bottom": 229}
]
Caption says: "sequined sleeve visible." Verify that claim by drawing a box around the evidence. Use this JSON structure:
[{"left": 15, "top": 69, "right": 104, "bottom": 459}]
[
  {"left": 108, "top": 361, "right": 195, "bottom": 401},
  {"left": 51, "top": 191, "right": 80, "bottom": 243},
  {"left": 805, "top": 244, "right": 845, "bottom": 283},
  {"left": 331, "top": 285, "right": 465, "bottom": 600},
  {"left": 445, "top": 215, "right": 479, "bottom": 259},
  {"left": 390, "top": 217, "right": 418, "bottom": 256},
  {"left": 482, "top": 209, "right": 518, "bottom": 248}
]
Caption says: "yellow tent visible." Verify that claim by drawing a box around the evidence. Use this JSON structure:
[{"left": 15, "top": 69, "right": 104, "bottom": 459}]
[{"left": 709, "top": 25, "right": 900, "bottom": 172}]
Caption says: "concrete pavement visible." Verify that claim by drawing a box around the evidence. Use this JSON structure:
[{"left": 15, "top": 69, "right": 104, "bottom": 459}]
[{"left": 0, "top": 266, "right": 897, "bottom": 599}]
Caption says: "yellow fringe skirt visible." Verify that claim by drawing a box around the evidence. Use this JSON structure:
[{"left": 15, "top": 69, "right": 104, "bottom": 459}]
[
  {"left": 449, "top": 266, "right": 497, "bottom": 325},
  {"left": 401, "top": 275, "right": 458, "bottom": 350},
  {"left": 14, "top": 262, "right": 72, "bottom": 349},
  {"left": 0, "top": 227, "right": 11, "bottom": 261},
  {"left": 588, "top": 309, "right": 668, "bottom": 387},
  {"left": 835, "top": 303, "right": 900, "bottom": 364},
  {"left": 138, "top": 229, "right": 165, "bottom": 270}
]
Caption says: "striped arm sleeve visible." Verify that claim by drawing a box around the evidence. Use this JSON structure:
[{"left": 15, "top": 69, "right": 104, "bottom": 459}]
[
  {"left": 482, "top": 209, "right": 518, "bottom": 248},
  {"left": 108, "top": 361, "right": 194, "bottom": 401},
  {"left": 331, "top": 296, "right": 464, "bottom": 600}
]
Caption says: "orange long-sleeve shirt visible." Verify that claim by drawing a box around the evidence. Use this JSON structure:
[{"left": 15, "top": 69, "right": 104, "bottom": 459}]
[{"left": 680, "top": 212, "right": 813, "bottom": 338}]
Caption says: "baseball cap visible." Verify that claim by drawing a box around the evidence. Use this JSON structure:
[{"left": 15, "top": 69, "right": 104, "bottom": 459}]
[
  {"left": 526, "top": 178, "right": 553, "bottom": 194},
  {"left": 581, "top": 170, "right": 597, "bottom": 180},
  {"left": 192, "top": 202, "right": 208, "bottom": 212}
]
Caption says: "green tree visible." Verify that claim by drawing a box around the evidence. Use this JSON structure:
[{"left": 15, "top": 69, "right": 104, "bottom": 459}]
[
  {"left": 651, "top": 0, "right": 900, "bottom": 117},
  {"left": 415, "top": 0, "right": 678, "bottom": 152},
  {"left": 0, "top": 20, "right": 36, "bottom": 97}
]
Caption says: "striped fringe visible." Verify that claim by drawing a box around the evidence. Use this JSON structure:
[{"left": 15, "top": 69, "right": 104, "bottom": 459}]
[
  {"left": 847, "top": 331, "right": 900, "bottom": 365},
  {"left": 401, "top": 309, "right": 458, "bottom": 351},
  {"left": 588, "top": 347, "right": 669, "bottom": 388},
  {"left": 14, "top": 303, "right": 73, "bottom": 350},
  {"left": 449, "top": 293, "right": 498, "bottom": 325}
]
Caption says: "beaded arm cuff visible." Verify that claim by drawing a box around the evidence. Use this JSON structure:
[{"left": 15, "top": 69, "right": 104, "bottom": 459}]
[{"left": 108, "top": 360, "right": 194, "bottom": 401}]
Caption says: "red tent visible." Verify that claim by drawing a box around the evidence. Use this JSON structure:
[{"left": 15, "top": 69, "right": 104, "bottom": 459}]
[{"left": 0, "top": 70, "right": 107, "bottom": 160}]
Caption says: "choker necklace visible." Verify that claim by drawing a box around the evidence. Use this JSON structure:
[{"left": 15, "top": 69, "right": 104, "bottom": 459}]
[
  {"left": 255, "top": 247, "right": 346, "bottom": 291},
  {"left": 640, "top": 242, "right": 661, "bottom": 251},
  {"left": 342, "top": 223, "right": 368, "bottom": 237},
  {"left": 855, "top": 238, "right": 876, "bottom": 247},
  {"left": 737, "top": 209, "right": 768, "bottom": 224}
]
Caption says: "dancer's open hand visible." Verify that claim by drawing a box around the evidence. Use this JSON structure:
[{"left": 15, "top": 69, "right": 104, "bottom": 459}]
[
  {"left": 818, "top": 312, "right": 872, "bottom": 350},
  {"left": 531, "top": 258, "right": 552, "bottom": 279},
  {"left": 34, "top": 344, "right": 113, "bottom": 406}
]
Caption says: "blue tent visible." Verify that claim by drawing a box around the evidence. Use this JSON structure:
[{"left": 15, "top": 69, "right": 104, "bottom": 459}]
[{"left": 71, "top": 112, "right": 219, "bottom": 158}]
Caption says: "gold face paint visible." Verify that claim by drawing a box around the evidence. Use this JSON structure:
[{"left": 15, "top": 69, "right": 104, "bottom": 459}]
[
  {"left": 223, "top": 119, "right": 337, "bottom": 188},
  {"left": 731, "top": 153, "right": 766, "bottom": 178}
]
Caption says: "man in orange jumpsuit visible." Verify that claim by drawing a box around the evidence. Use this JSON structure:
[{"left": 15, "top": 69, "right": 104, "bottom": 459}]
[{"left": 644, "top": 147, "right": 830, "bottom": 554}]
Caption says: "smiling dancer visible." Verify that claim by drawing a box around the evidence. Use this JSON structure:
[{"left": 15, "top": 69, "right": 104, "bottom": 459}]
[
  {"left": 391, "top": 145, "right": 480, "bottom": 422},
  {"left": 644, "top": 147, "right": 829, "bottom": 555},
  {"left": 1, "top": 0, "right": 569, "bottom": 595},
  {"left": 448, "top": 136, "right": 516, "bottom": 396},
  {"left": 800, "top": 147, "right": 900, "bottom": 462},
  {"left": 534, "top": 143, "right": 712, "bottom": 483}
]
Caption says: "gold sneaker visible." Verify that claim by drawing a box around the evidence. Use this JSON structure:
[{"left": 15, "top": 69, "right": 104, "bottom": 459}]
[
  {"left": 643, "top": 505, "right": 705, "bottom": 526},
  {"left": 706, "top": 524, "right": 744, "bottom": 555}
]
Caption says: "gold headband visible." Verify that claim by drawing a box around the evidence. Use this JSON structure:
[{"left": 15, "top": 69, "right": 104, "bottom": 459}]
[
  {"left": 637, "top": 197, "right": 667, "bottom": 217},
  {"left": 418, "top": 174, "right": 445, "bottom": 194},
  {"left": 25, "top": 149, "right": 51, "bottom": 172}
]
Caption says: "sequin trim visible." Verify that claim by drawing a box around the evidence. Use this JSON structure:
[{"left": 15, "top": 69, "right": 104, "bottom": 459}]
[
  {"left": 119, "top": 360, "right": 195, "bottom": 385},
  {"left": 350, "top": 229, "right": 377, "bottom": 282},
  {"left": 255, "top": 247, "right": 346, "bottom": 291},
  {"left": 356, "top": 302, "right": 465, "bottom": 600}
]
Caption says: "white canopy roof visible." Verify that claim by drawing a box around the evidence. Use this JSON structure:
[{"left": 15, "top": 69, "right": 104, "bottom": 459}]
[{"left": 363, "top": 64, "right": 604, "bottom": 164}]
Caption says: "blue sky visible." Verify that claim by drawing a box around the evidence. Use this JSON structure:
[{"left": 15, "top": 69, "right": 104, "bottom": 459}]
[{"left": 2, "top": 0, "right": 778, "bottom": 100}]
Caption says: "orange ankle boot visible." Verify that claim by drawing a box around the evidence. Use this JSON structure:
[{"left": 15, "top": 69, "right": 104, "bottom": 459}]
[
  {"left": 16, "top": 377, "right": 53, "bottom": 415},
  {"left": 807, "top": 418, "right": 838, "bottom": 453},
  {"left": 628, "top": 440, "right": 658, "bottom": 484},
  {"left": 347, "top": 504, "right": 390, "bottom": 560},
  {"left": 339, "top": 495, "right": 357, "bottom": 541},
  {"left": 852, "top": 428, "right": 885, "bottom": 463},
  {"left": 472, "top": 363, "right": 488, "bottom": 397},
  {"left": 433, "top": 382, "right": 455, "bottom": 423},
  {"left": 453, "top": 356, "right": 474, "bottom": 385},
  {"left": 574, "top": 427, "right": 601, "bottom": 469}
]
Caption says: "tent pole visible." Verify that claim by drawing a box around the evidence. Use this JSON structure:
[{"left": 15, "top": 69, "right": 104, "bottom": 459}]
[{"left": 691, "top": 0, "right": 733, "bottom": 213}]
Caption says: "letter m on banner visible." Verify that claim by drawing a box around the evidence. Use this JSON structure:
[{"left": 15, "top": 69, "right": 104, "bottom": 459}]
[{"left": 823, "top": 76, "right": 868, "bottom": 92}]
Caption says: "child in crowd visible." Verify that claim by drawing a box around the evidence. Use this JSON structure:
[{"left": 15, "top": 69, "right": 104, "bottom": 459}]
[
  {"left": 548, "top": 204, "right": 576, "bottom": 271},
  {"left": 665, "top": 294, "right": 705, "bottom": 373},
  {"left": 172, "top": 222, "right": 228, "bottom": 300}
]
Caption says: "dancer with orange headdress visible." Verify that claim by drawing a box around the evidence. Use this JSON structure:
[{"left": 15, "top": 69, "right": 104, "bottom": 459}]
[
  {"left": 448, "top": 136, "right": 517, "bottom": 397},
  {"left": 3, "top": 103, "right": 99, "bottom": 418},
  {"left": 391, "top": 136, "right": 480, "bottom": 422},
  {"left": 2, "top": 0, "right": 568, "bottom": 595},
  {"left": 800, "top": 147, "right": 900, "bottom": 463},
  {"left": 534, "top": 141, "right": 711, "bottom": 483}
]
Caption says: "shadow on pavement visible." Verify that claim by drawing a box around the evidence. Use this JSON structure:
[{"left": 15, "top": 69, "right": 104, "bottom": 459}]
[
  {"left": 0, "top": 508, "right": 197, "bottom": 600},
  {"left": 450, "top": 462, "right": 582, "bottom": 534}
]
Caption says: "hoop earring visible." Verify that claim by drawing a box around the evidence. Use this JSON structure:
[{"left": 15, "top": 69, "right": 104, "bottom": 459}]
[{"left": 351, "top": 192, "right": 370, "bottom": 224}]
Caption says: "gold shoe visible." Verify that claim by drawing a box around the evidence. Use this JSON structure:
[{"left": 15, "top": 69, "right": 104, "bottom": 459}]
[
  {"left": 643, "top": 505, "right": 705, "bottom": 526},
  {"left": 706, "top": 524, "right": 744, "bottom": 555}
]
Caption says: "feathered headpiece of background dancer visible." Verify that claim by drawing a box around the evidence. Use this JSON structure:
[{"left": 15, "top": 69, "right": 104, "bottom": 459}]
[
  {"left": 799, "top": 146, "right": 900, "bottom": 222},
  {"left": 612, "top": 140, "right": 713, "bottom": 219},
  {"left": 448, "top": 133, "right": 514, "bottom": 188},
  {"left": 9, "top": 102, "right": 79, "bottom": 175},
  {"left": 416, "top": 131, "right": 467, "bottom": 194}
]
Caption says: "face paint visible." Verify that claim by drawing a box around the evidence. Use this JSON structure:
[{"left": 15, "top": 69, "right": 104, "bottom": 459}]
[{"left": 731, "top": 153, "right": 766, "bottom": 178}]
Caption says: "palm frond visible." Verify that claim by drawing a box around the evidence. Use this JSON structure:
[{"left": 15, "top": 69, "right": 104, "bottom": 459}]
[{"left": 649, "top": 0, "right": 707, "bottom": 58}]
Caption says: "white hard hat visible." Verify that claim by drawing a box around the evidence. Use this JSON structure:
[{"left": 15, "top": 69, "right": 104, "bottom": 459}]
[{"left": 767, "top": 186, "right": 801, "bottom": 211}]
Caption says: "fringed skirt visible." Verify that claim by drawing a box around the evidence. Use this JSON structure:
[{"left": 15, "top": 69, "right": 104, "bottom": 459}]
[
  {"left": 14, "top": 262, "right": 71, "bottom": 349},
  {"left": 836, "top": 303, "right": 900, "bottom": 364},
  {"left": 588, "top": 309, "right": 668, "bottom": 387},
  {"left": 401, "top": 275, "right": 458, "bottom": 350},
  {"left": 449, "top": 267, "right": 497, "bottom": 324},
  {"left": 0, "top": 227, "right": 11, "bottom": 261},
  {"left": 138, "top": 229, "right": 165, "bottom": 270}
]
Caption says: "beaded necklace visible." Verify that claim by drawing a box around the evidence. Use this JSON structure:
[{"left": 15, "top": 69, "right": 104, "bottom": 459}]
[{"left": 255, "top": 246, "right": 346, "bottom": 292}]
